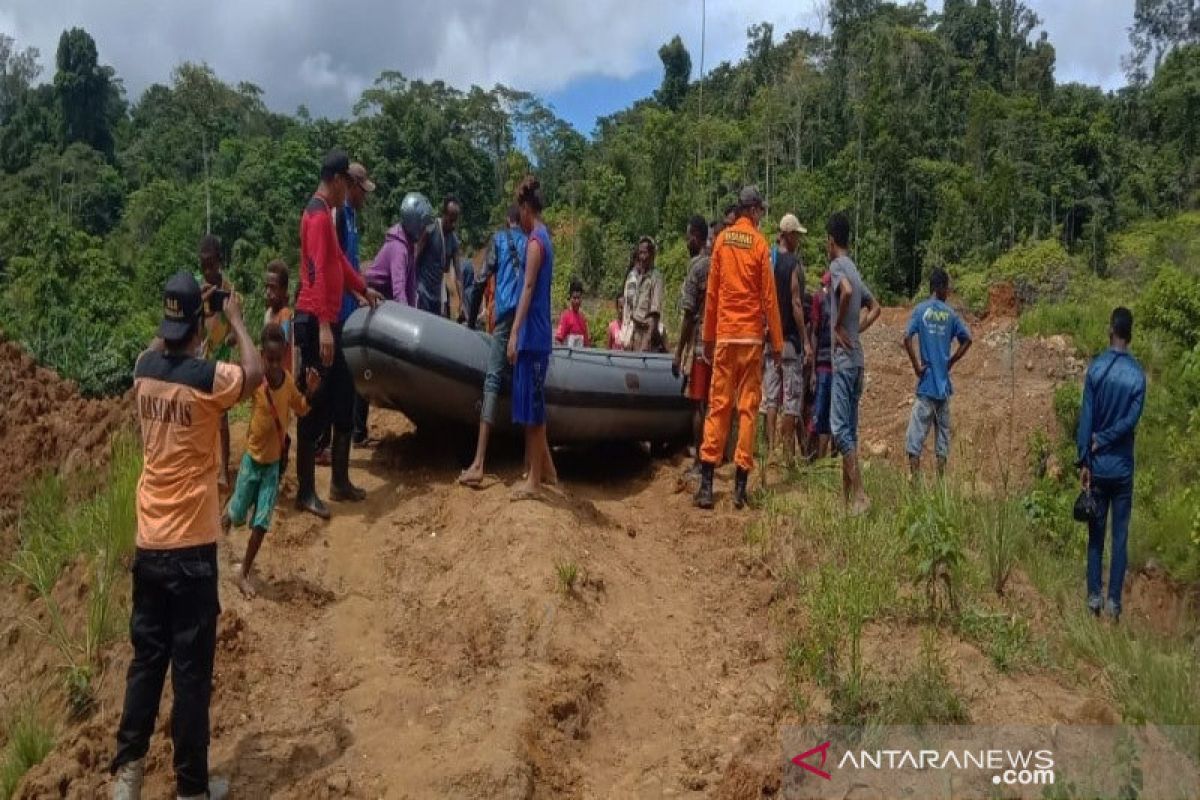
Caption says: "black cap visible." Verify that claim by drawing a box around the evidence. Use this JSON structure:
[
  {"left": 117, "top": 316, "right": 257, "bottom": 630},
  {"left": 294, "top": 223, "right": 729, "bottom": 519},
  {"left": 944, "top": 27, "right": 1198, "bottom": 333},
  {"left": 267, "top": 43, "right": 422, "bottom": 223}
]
[
  {"left": 158, "top": 270, "right": 202, "bottom": 341},
  {"left": 738, "top": 185, "right": 764, "bottom": 209},
  {"left": 320, "top": 149, "right": 351, "bottom": 181}
]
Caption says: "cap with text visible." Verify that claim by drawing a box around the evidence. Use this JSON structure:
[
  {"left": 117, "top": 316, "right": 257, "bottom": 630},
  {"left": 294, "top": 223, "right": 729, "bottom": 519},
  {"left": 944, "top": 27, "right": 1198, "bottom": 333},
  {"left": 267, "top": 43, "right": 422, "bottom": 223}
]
[{"left": 158, "top": 271, "right": 203, "bottom": 341}]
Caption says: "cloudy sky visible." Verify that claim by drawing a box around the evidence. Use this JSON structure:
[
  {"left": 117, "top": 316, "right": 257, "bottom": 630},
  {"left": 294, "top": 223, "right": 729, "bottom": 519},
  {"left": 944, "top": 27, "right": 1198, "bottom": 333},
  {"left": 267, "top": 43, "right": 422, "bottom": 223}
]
[{"left": 0, "top": 0, "right": 1134, "bottom": 133}]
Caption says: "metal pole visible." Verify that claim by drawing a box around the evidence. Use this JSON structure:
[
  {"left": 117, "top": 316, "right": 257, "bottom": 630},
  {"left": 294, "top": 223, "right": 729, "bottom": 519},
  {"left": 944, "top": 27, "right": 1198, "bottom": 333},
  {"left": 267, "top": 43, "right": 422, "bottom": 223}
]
[{"left": 698, "top": 0, "right": 706, "bottom": 211}]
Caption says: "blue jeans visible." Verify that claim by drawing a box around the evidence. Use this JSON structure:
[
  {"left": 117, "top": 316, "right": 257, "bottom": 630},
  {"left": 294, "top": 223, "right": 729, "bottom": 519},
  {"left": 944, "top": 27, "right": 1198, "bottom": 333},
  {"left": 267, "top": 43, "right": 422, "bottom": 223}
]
[
  {"left": 1087, "top": 475, "right": 1133, "bottom": 615},
  {"left": 830, "top": 366, "right": 864, "bottom": 456},
  {"left": 905, "top": 395, "right": 951, "bottom": 461},
  {"left": 481, "top": 315, "right": 513, "bottom": 425},
  {"left": 813, "top": 369, "right": 832, "bottom": 435}
]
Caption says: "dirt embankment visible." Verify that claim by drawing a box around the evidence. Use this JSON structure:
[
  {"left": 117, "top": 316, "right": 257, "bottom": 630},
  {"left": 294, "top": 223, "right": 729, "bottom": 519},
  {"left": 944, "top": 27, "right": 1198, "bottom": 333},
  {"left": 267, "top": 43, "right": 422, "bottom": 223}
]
[{"left": 0, "top": 340, "right": 133, "bottom": 541}]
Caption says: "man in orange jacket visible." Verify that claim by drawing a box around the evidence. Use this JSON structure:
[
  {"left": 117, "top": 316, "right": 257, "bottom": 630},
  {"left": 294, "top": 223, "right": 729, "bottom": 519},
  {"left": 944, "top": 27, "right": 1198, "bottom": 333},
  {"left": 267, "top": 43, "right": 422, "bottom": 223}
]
[{"left": 695, "top": 186, "right": 785, "bottom": 510}]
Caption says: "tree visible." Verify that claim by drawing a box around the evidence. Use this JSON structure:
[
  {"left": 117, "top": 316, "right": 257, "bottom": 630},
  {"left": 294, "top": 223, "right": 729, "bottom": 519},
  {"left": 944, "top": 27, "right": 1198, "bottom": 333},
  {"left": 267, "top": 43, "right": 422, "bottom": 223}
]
[
  {"left": 0, "top": 34, "right": 41, "bottom": 125},
  {"left": 656, "top": 36, "right": 692, "bottom": 111},
  {"left": 53, "top": 28, "right": 122, "bottom": 158},
  {"left": 1126, "top": 0, "right": 1200, "bottom": 83}
]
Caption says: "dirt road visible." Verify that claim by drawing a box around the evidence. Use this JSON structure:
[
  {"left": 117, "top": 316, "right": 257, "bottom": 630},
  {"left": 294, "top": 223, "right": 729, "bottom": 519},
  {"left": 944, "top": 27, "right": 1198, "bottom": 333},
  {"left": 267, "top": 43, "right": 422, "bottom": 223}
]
[{"left": 11, "top": 306, "right": 1116, "bottom": 798}]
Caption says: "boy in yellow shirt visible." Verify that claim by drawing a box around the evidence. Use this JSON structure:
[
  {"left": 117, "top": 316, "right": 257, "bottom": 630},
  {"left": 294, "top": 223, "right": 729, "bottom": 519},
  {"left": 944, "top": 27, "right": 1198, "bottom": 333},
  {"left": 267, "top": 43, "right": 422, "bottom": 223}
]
[{"left": 222, "top": 323, "right": 320, "bottom": 597}]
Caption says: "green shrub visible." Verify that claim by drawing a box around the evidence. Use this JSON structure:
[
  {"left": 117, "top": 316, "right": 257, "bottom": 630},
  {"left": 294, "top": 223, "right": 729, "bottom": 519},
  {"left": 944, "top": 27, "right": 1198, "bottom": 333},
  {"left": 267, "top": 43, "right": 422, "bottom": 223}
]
[
  {"left": 991, "top": 240, "right": 1078, "bottom": 304},
  {"left": 1053, "top": 382, "right": 1083, "bottom": 443},
  {"left": 1109, "top": 211, "right": 1200, "bottom": 281},
  {"left": 1139, "top": 266, "right": 1200, "bottom": 349},
  {"left": 899, "top": 486, "right": 966, "bottom": 616},
  {"left": 0, "top": 702, "right": 54, "bottom": 800},
  {"left": 952, "top": 271, "right": 989, "bottom": 316}
]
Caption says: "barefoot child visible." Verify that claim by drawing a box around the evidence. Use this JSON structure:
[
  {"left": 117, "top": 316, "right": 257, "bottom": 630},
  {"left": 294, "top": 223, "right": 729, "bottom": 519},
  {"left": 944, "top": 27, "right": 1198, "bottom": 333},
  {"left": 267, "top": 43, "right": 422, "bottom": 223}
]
[{"left": 223, "top": 323, "right": 320, "bottom": 597}]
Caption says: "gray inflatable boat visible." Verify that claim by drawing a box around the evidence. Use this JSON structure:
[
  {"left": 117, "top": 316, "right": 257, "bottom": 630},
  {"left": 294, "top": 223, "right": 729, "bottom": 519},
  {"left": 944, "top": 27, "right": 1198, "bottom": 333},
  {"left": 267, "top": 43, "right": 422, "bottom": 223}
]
[{"left": 343, "top": 302, "right": 693, "bottom": 444}]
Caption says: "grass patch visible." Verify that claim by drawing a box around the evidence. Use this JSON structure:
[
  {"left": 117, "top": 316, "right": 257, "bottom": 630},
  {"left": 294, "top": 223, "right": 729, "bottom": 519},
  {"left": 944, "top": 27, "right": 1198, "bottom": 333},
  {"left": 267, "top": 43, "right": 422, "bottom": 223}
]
[
  {"left": 881, "top": 629, "right": 970, "bottom": 725},
  {"left": 0, "top": 702, "right": 54, "bottom": 800},
  {"left": 6, "top": 431, "right": 140, "bottom": 718},
  {"left": 955, "top": 606, "right": 1046, "bottom": 673},
  {"left": 554, "top": 561, "right": 579, "bottom": 595},
  {"left": 1019, "top": 294, "right": 1117, "bottom": 356},
  {"left": 1064, "top": 613, "right": 1200, "bottom": 737}
]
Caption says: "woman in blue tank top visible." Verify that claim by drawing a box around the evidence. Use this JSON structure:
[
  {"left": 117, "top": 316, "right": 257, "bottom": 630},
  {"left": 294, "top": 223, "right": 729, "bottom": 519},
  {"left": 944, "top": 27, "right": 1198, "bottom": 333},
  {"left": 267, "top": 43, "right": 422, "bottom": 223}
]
[{"left": 508, "top": 175, "right": 558, "bottom": 498}]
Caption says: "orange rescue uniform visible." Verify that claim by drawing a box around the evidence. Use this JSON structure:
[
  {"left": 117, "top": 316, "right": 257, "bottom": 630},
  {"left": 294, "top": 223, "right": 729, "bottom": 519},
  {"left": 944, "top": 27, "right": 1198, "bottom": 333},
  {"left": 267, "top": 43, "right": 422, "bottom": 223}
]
[
  {"left": 699, "top": 216, "right": 784, "bottom": 472},
  {"left": 134, "top": 352, "right": 245, "bottom": 549}
]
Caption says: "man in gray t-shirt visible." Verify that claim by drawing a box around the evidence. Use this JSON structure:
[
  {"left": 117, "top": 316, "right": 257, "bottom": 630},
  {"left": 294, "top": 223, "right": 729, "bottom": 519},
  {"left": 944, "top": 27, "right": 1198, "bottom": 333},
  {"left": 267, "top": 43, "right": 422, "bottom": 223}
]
[
  {"left": 830, "top": 254, "right": 868, "bottom": 370},
  {"left": 416, "top": 197, "right": 462, "bottom": 316},
  {"left": 826, "top": 213, "right": 881, "bottom": 516}
]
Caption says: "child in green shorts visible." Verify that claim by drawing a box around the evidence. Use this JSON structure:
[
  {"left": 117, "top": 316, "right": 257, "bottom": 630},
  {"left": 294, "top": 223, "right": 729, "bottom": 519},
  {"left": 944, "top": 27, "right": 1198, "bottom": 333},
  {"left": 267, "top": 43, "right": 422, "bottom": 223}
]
[{"left": 223, "top": 323, "right": 319, "bottom": 598}]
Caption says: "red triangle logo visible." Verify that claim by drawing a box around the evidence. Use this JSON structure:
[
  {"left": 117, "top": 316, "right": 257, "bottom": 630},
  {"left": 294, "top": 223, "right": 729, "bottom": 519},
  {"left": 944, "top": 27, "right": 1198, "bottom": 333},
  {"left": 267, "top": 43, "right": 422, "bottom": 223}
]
[{"left": 791, "top": 741, "right": 833, "bottom": 780}]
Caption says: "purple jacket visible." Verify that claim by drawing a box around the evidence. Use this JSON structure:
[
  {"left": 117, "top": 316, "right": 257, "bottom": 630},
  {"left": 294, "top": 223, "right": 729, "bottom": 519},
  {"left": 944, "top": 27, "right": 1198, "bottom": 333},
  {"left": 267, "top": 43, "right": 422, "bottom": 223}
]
[{"left": 365, "top": 225, "right": 416, "bottom": 306}]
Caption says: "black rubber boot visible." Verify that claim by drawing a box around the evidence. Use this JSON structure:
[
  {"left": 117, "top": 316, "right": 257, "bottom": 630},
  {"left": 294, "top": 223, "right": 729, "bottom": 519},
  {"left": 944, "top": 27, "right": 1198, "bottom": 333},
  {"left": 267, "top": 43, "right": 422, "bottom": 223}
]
[
  {"left": 294, "top": 438, "right": 330, "bottom": 519},
  {"left": 329, "top": 431, "right": 366, "bottom": 502},
  {"left": 694, "top": 462, "right": 715, "bottom": 510},
  {"left": 733, "top": 467, "right": 750, "bottom": 510}
]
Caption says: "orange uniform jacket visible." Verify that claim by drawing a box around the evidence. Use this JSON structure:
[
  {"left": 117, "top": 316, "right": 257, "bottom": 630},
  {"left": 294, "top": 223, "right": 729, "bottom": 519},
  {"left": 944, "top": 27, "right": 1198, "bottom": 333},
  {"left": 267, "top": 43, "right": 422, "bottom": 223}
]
[{"left": 702, "top": 216, "right": 784, "bottom": 352}]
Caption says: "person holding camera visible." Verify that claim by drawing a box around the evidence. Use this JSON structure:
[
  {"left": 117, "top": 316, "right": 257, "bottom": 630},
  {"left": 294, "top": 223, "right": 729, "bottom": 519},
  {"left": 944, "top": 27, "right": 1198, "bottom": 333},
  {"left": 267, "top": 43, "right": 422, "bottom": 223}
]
[
  {"left": 110, "top": 272, "right": 262, "bottom": 800},
  {"left": 198, "top": 234, "right": 237, "bottom": 490}
]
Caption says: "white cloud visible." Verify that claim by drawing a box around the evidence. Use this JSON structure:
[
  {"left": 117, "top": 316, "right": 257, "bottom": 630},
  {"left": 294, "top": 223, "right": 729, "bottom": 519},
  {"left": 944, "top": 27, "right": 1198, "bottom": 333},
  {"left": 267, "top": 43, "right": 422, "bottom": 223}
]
[
  {"left": 2, "top": 0, "right": 1134, "bottom": 119},
  {"left": 297, "top": 52, "right": 367, "bottom": 104}
]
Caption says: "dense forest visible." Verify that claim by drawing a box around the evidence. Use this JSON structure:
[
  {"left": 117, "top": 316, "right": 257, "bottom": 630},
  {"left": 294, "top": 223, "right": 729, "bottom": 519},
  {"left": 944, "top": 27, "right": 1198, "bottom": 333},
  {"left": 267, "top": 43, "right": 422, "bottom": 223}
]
[{"left": 0, "top": 0, "right": 1198, "bottom": 395}]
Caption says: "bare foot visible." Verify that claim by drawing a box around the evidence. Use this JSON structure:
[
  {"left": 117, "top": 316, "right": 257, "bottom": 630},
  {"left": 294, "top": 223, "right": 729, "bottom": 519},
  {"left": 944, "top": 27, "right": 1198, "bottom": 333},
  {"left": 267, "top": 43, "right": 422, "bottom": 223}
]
[
  {"left": 510, "top": 482, "right": 542, "bottom": 502},
  {"left": 237, "top": 573, "right": 257, "bottom": 599},
  {"left": 458, "top": 464, "right": 485, "bottom": 487}
]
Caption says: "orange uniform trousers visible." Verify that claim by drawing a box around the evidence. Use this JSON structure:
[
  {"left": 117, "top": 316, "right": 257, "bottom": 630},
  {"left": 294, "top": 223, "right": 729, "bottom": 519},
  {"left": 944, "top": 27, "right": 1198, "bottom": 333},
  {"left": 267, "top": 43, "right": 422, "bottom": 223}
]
[{"left": 700, "top": 341, "right": 764, "bottom": 472}]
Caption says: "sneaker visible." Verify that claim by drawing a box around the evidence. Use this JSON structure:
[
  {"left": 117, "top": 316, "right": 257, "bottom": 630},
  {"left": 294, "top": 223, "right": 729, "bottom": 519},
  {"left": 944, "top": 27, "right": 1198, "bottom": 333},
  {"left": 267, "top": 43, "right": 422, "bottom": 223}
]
[
  {"left": 112, "top": 759, "right": 144, "bottom": 800},
  {"left": 1105, "top": 599, "right": 1121, "bottom": 623},
  {"left": 178, "top": 776, "right": 229, "bottom": 800},
  {"left": 1087, "top": 595, "right": 1103, "bottom": 617}
]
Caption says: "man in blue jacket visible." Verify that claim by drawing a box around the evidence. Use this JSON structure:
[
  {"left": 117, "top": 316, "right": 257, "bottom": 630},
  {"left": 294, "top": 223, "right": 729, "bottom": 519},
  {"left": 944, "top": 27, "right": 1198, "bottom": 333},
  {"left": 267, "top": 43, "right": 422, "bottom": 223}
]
[
  {"left": 1077, "top": 307, "right": 1146, "bottom": 622},
  {"left": 458, "top": 205, "right": 527, "bottom": 486}
]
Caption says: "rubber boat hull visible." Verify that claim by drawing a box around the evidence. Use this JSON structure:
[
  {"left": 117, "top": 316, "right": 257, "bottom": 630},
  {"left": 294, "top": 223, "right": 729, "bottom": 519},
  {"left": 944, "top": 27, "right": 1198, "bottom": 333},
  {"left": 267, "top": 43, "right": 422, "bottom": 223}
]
[{"left": 343, "top": 302, "right": 693, "bottom": 444}]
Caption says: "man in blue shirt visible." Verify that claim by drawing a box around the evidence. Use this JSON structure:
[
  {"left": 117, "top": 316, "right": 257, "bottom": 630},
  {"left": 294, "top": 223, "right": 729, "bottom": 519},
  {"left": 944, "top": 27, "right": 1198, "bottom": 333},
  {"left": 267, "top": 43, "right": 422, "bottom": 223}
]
[
  {"left": 458, "top": 205, "right": 527, "bottom": 487},
  {"left": 1077, "top": 307, "right": 1146, "bottom": 622},
  {"left": 903, "top": 268, "right": 972, "bottom": 478}
]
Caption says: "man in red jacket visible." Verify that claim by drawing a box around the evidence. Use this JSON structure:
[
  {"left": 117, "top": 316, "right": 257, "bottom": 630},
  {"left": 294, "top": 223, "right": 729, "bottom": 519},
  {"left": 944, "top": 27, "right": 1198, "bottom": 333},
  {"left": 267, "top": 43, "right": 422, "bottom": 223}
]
[{"left": 294, "top": 150, "right": 382, "bottom": 519}]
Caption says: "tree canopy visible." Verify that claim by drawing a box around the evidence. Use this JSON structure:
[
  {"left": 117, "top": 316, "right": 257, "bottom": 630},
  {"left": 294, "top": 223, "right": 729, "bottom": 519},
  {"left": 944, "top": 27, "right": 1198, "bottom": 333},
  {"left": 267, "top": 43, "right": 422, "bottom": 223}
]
[{"left": 0, "top": 3, "right": 1197, "bottom": 395}]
